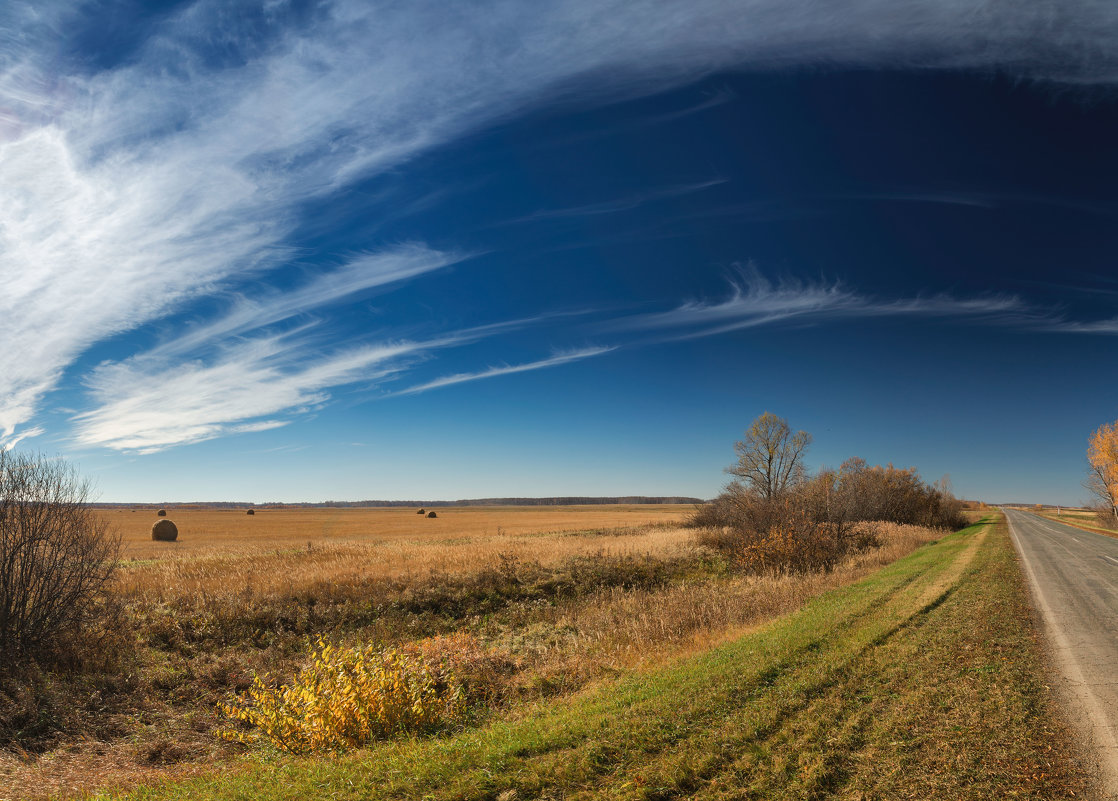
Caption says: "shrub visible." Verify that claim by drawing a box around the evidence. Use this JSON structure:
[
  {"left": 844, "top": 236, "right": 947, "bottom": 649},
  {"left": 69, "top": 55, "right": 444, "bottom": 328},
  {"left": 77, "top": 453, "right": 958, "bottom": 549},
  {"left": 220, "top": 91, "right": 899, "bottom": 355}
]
[
  {"left": 0, "top": 451, "right": 119, "bottom": 672},
  {"left": 219, "top": 639, "right": 465, "bottom": 753},
  {"left": 695, "top": 495, "right": 871, "bottom": 575},
  {"left": 691, "top": 460, "right": 966, "bottom": 534}
]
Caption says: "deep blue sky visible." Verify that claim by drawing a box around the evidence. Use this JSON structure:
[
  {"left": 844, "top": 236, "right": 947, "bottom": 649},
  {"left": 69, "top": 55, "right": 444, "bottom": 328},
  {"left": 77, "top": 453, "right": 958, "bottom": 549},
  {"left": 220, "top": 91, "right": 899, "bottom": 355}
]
[{"left": 2, "top": 1, "right": 1118, "bottom": 503}]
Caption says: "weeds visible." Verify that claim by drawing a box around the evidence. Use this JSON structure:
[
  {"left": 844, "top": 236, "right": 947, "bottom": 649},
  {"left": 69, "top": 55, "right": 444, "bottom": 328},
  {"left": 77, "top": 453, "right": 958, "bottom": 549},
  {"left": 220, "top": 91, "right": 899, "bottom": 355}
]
[
  {"left": 1, "top": 512, "right": 948, "bottom": 799},
  {"left": 219, "top": 639, "right": 465, "bottom": 753}
]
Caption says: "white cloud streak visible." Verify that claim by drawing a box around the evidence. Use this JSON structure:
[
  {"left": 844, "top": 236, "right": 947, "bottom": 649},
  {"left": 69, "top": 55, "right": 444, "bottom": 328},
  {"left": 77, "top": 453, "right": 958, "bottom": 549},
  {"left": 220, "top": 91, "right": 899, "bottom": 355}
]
[
  {"left": 611, "top": 265, "right": 1028, "bottom": 341},
  {"left": 397, "top": 347, "right": 616, "bottom": 396},
  {"left": 1, "top": 0, "right": 1117, "bottom": 448},
  {"left": 505, "top": 180, "right": 727, "bottom": 224},
  {"left": 73, "top": 337, "right": 426, "bottom": 453},
  {"left": 148, "top": 244, "right": 467, "bottom": 359}
]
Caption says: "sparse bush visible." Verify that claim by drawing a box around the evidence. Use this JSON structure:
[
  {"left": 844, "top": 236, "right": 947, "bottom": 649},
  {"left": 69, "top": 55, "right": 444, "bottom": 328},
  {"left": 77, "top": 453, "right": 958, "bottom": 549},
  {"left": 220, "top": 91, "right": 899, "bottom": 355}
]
[
  {"left": 694, "top": 491, "right": 867, "bottom": 575},
  {"left": 690, "top": 418, "right": 965, "bottom": 574},
  {"left": 402, "top": 632, "right": 513, "bottom": 708},
  {"left": 0, "top": 451, "right": 119, "bottom": 673},
  {"left": 1088, "top": 503, "right": 1118, "bottom": 530},
  {"left": 219, "top": 638, "right": 465, "bottom": 753}
]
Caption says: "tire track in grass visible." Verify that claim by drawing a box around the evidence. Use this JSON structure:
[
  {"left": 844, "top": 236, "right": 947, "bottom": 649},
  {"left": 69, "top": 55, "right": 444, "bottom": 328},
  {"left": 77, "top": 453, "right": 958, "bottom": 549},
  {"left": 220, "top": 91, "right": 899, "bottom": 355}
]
[
  {"left": 473, "top": 540, "right": 949, "bottom": 778},
  {"left": 696, "top": 527, "right": 988, "bottom": 800},
  {"left": 110, "top": 522, "right": 997, "bottom": 801},
  {"left": 582, "top": 527, "right": 987, "bottom": 800},
  {"left": 512, "top": 529, "right": 979, "bottom": 799}
]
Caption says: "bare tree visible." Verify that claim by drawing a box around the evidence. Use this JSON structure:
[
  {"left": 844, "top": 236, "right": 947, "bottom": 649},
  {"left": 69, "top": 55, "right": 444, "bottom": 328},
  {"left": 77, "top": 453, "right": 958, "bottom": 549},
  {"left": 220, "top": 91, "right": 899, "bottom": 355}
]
[
  {"left": 0, "top": 452, "right": 119, "bottom": 670},
  {"left": 728, "top": 412, "right": 812, "bottom": 501}
]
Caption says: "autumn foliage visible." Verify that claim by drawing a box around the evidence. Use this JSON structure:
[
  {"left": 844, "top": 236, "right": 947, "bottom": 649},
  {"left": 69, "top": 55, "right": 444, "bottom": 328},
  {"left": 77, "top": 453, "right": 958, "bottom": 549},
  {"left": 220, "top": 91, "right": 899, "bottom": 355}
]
[
  {"left": 693, "top": 415, "right": 965, "bottom": 574},
  {"left": 1086, "top": 421, "right": 1118, "bottom": 521},
  {"left": 219, "top": 637, "right": 468, "bottom": 753}
]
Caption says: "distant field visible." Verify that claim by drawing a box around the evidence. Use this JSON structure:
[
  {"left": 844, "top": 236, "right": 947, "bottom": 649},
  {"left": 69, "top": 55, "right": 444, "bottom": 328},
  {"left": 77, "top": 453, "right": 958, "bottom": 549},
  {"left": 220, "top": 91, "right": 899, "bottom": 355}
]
[
  {"left": 109, "top": 505, "right": 691, "bottom": 560},
  {"left": 102, "top": 514, "right": 1088, "bottom": 801},
  {"left": 1, "top": 506, "right": 956, "bottom": 799}
]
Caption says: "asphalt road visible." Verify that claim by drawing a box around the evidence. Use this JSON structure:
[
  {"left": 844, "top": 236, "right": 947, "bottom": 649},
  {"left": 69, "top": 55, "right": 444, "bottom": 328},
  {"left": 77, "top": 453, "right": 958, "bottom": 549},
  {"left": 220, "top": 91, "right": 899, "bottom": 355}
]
[{"left": 1005, "top": 508, "right": 1118, "bottom": 798}]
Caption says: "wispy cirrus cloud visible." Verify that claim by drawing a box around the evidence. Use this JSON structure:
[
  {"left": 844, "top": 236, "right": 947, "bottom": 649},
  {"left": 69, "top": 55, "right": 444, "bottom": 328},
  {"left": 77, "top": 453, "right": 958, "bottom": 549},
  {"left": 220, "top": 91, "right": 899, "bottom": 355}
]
[
  {"left": 72, "top": 312, "right": 589, "bottom": 453},
  {"left": 2, "top": 0, "right": 1118, "bottom": 451},
  {"left": 1033, "top": 318, "right": 1118, "bottom": 335},
  {"left": 148, "top": 244, "right": 467, "bottom": 359},
  {"left": 396, "top": 347, "right": 616, "bottom": 396},
  {"left": 505, "top": 180, "right": 727, "bottom": 224},
  {"left": 73, "top": 336, "right": 427, "bottom": 453},
  {"left": 609, "top": 265, "right": 1028, "bottom": 341}
]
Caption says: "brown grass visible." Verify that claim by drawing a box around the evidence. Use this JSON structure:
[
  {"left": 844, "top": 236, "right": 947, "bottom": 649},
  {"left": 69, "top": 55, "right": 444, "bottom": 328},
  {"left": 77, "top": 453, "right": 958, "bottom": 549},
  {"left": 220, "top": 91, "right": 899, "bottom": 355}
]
[
  {"left": 1029, "top": 509, "right": 1118, "bottom": 540},
  {"left": 111, "top": 505, "right": 689, "bottom": 560},
  {"left": 0, "top": 507, "right": 948, "bottom": 801},
  {"left": 511, "top": 522, "right": 943, "bottom": 691},
  {"left": 114, "top": 523, "right": 690, "bottom": 607}
]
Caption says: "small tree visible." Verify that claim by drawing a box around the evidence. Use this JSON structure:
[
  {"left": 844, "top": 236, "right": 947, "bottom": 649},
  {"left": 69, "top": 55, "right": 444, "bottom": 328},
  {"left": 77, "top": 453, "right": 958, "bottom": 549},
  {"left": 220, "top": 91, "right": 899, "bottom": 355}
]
[
  {"left": 728, "top": 412, "right": 812, "bottom": 500},
  {"left": 0, "top": 452, "right": 119, "bottom": 671},
  {"left": 1086, "top": 422, "right": 1118, "bottom": 520}
]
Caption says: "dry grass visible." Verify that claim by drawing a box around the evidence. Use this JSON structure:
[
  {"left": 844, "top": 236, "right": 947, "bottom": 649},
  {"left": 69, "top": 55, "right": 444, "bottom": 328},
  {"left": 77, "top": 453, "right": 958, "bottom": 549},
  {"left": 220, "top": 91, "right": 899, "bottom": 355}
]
[
  {"left": 109, "top": 505, "right": 689, "bottom": 560},
  {"left": 0, "top": 508, "right": 948, "bottom": 801},
  {"left": 114, "top": 522, "right": 690, "bottom": 607},
  {"left": 106, "top": 515, "right": 1084, "bottom": 801},
  {"left": 506, "top": 523, "right": 943, "bottom": 691},
  {"left": 1027, "top": 508, "right": 1118, "bottom": 539}
]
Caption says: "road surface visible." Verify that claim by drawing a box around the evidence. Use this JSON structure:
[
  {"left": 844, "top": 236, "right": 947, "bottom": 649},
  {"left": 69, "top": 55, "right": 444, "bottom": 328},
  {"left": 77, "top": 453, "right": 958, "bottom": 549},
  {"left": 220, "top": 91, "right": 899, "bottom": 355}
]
[{"left": 1005, "top": 508, "right": 1118, "bottom": 798}]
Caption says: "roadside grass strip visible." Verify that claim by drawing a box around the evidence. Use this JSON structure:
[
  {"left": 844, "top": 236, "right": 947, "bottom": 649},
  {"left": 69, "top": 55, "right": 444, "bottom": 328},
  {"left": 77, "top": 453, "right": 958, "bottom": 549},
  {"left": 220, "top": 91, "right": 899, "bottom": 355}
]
[
  {"left": 113, "top": 516, "right": 1086, "bottom": 800},
  {"left": 1032, "top": 510, "right": 1118, "bottom": 540}
]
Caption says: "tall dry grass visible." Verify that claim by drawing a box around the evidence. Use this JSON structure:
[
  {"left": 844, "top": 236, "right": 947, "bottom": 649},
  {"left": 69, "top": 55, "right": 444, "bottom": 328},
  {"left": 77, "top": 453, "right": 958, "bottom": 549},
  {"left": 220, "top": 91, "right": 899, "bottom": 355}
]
[
  {"left": 113, "top": 523, "right": 691, "bottom": 607},
  {"left": 488, "top": 522, "right": 944, "bottom": 693},
  {"left": 1, "top": 508, "right": 948, "bottom": 801},
  {"left": 108, "top": 505, "right": 689, "bottom": 560}
]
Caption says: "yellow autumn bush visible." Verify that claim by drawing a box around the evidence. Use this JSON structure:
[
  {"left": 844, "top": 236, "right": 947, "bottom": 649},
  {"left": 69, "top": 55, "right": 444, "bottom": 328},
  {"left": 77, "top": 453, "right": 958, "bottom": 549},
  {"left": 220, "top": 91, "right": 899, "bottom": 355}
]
[{"left": 219, "top": 639, "right": 464, "bottom": 753}]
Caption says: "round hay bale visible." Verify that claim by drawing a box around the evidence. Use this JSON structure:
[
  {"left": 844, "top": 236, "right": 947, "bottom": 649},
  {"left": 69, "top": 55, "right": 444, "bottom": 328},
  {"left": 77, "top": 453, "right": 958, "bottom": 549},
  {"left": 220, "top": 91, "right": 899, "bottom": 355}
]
[
  {"left": 246, "top": 509, "right": 255, "bottom": 515},
  {"left": 157, "top": 508, "right": 167, "bottom": 517},
  {"left": 426, "top": 511, "right": 438, "bottom": 518},
  {"left": 417, "top": 508, "right": 426, "bottom": 514},
  {"left": 151, "top": 519, "right": 179, "bottom": 542}
]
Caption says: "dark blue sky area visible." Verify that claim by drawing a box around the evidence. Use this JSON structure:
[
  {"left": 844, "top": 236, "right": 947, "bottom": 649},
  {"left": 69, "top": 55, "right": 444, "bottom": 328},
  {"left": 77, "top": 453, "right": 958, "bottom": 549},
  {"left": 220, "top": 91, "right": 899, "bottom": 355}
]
[{"left": 3, "top": 2, "right": 1118, "bottom": 503}]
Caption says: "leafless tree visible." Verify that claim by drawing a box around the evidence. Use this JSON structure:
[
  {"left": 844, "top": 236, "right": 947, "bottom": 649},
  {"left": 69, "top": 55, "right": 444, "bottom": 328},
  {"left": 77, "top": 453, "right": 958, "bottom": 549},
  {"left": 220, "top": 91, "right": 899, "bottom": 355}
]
[
  {"left": 0, "top": 452, "right": 119, "bottom": 670},
  {"left": 727, "top": 412, "right": 812, "bottom": 501}
]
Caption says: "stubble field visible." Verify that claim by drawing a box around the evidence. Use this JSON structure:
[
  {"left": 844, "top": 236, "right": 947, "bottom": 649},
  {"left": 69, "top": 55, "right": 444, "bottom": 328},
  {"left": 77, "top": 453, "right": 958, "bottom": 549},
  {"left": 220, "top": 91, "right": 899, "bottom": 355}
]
[{"left": 0, "top": 505, "right": 1023, "bottom": 800}]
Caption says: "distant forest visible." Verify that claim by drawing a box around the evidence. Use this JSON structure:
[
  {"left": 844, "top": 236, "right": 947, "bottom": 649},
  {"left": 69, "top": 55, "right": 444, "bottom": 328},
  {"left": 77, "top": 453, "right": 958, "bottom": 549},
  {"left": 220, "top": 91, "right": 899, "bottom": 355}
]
[{"left": 93, "top": 496, "right": 705, "bottom": 509}]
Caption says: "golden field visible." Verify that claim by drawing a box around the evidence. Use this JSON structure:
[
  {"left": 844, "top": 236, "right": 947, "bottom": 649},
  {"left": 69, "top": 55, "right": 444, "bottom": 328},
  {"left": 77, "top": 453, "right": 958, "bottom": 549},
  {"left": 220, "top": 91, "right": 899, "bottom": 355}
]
[
  {"left": 110, "top": 504, "right": 691, "bottom": 559},
  {"left": 111, "top": 505, "right": 692, "bottom": 603},
  {"left": 1, "top": 505, "right": 948, "bottom": 800}
]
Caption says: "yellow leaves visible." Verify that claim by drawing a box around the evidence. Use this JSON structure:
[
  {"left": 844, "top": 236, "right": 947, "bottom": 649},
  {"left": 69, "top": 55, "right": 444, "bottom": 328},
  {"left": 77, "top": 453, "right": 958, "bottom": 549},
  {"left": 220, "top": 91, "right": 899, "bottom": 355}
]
[
  {"left": 218, "top": 638, "right": 465, "bottom": 753},
  {"left": 1087, "top": 421, "right": 1118, "bottom": 501}
]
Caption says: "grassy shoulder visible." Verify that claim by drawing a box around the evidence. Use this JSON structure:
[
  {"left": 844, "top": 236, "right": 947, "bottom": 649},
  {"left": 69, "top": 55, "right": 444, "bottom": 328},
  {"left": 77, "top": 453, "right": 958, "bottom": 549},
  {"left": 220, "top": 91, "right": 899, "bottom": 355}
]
[
  {"left": 108, "top": 514, "right": 1086, "bottom": 800},
  {"left": 1032, "top": 509, "right": 1118, "bottom": 540}
]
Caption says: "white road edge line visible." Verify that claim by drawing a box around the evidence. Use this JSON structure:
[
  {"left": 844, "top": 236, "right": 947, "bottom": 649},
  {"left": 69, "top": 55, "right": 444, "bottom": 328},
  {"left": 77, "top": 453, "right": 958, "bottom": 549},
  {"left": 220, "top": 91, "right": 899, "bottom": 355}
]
[{"left": 1105, "top": 555, "right": 1118, "bottom": 566}]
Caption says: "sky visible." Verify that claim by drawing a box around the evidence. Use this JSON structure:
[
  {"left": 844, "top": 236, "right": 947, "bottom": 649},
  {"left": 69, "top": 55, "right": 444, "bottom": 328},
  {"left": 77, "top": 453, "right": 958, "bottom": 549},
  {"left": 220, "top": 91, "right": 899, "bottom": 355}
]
[{"left": 2, "top": 1, "right": 1118, "bottom": 504}]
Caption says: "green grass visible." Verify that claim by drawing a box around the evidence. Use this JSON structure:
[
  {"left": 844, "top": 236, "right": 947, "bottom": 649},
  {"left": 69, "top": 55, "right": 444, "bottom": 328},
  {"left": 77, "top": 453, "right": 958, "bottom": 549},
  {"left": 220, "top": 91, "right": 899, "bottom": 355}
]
[{"left": 106, "top": 515, "right": 1085, "bottom": 800}]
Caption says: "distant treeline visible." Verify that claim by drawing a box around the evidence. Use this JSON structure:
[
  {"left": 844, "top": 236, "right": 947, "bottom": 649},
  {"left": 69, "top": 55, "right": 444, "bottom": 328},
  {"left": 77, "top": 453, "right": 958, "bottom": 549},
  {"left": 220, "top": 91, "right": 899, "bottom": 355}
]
[{"left": 92, "top": 496, "right": 704, "bottom": 509}]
